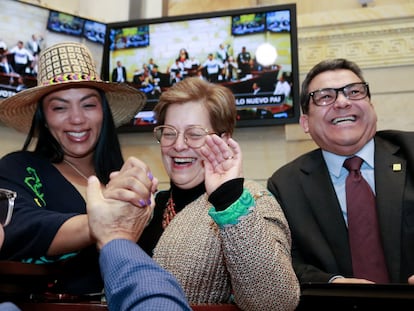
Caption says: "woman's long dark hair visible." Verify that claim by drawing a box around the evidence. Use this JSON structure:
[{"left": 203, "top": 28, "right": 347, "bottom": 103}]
[{"left": 23, "top": 89, "right": 124, "bottom": 184}]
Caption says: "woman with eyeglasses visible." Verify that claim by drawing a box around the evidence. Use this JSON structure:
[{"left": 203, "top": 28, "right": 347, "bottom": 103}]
[{"left": 138, "top": 77, "right": 300, "bottom": 311}]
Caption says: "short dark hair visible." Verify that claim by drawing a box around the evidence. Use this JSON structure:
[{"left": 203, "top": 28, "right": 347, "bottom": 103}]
[{"left": 300, "top": 58, "right": 369, "bottom": 114}]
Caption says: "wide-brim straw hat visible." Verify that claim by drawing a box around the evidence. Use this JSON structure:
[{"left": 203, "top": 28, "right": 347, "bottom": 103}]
[{"left": 0, "top": 42, "right": 146, "bottom": 133}]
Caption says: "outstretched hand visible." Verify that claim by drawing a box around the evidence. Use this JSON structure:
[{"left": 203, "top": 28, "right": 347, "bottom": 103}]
[
  {"left": 87, "top": 156, "right": 157, "bottom": 250},
  {"left": 105, "top": 156, "right": 158, "bottom": 208},
  {"left": 198, "top": 134, "right": 243, "bottom": 195},
  {"left": 86, "top": 175, "right": 154, "bottom": 250}
]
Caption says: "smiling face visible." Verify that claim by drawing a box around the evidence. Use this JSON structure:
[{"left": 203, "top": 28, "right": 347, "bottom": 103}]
[
  {"left": 300, "top": 69, "right": 377, "bottom": 156},
  {"left": 42, "top": 87, "right": 103, "bottom": 160},
  {"left": 161, "top": 101, "right": 211, "bottom": 189}
]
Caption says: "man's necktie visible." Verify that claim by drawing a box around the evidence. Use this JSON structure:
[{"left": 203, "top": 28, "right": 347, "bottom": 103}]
[{"left": 344, "top": 156, "right": 389, "bottom": 283}]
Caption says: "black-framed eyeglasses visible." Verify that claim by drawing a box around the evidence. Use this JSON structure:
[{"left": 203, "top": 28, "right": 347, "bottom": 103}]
[
  {"left": 153, "top": 125, "right": 215, "bottom": 148},
  {"left": 308, "top": 82, "right": 369, "bottom": 107},
  {"left": 0, "top": 188, "right": 16, "bottom": 227}
]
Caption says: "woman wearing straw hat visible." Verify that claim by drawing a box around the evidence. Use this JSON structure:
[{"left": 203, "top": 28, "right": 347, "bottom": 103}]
[{"left": 0, "top": 42, "right": 156, "bottom": 295}]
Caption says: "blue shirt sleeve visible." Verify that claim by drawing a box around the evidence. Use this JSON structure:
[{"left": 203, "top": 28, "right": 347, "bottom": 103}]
[
  {"left": 99, "top": 239, "right": 191, "bottom": 311},
  {"left": 0, "top": 302, "right": 21, "bottom": 311}
]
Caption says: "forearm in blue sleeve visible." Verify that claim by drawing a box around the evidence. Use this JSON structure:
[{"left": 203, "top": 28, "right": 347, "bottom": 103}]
[{"left": 99, "top": 239, "right": 191, "bottom": 311}]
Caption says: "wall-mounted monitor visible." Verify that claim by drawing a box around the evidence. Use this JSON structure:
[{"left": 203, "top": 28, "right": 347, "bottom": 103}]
[
  {"left": 46, "top": 10, "right": 85, "bottom": 37},
  {"left": 231, "top": 12, "right": 266, "bottom": 36},
  {"left": 109, "top": 25, "right": 150, "bottom": 50},
  {"left": 266, "top": 10, "right": 291, "bottom": 33},
  {"left": 101, "top": 4, "right": 299, "bottom": 133},
  {"left": 83, "top": 20, "right": 107, "bottom": 44}
]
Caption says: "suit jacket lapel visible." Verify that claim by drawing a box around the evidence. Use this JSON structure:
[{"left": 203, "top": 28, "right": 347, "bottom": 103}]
[
  {"left": 374, "top": 135, "right": 405, "bottom": 280},
  {"left": 300, "top": 150, "right": 353, "bottom": 272}
]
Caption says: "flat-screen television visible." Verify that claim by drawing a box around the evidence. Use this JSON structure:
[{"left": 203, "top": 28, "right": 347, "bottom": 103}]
[
  {"left": 108, "top": 25, "right": 150, "bottom": 50},
  {"left": 83, "top": 20, "right": 107, "bottom": 44},
  {"left": 231, "top": 12, "right": 266, "bottom": 36},
  {"left": 47, "top": 10, "right": 85, "bottom": 37},
  {"left": 101, "top": 4, "right": 300, "bottom": 133}
]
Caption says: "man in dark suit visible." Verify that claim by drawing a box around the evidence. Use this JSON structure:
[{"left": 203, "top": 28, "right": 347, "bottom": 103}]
[
  {"left": 112, "top": 60, "right": 127, "bottom": 83},
  {"left": 0, "top": 55, "right": 15, "bottom": 74},
  {"left": 267, "top": 58, "right": 414, "bottom": 285}
]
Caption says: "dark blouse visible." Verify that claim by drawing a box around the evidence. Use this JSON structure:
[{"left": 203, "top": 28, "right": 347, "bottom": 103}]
[
  {"left": 138, "top": 182, "right": 206, "bottom": 256},
  {"left": 0, "top": 151, "right": 102, "bottom": 294},
  {"left": 138, "top": 178, "right": 243, "bottom": 256}
]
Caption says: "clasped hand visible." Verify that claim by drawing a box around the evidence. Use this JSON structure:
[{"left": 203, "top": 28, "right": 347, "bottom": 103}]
[{"left": 86, "top": 157, "right": 158, "bottom": 250}]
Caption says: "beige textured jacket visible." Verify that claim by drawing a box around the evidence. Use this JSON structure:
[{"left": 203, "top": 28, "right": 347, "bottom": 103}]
[{"left": 153, "top": 179, "right": 300, "bottom": 311}]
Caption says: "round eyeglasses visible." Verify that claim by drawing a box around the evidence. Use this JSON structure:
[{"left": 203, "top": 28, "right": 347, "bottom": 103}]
[
  {"left": 153, "top": 125, "right": 215, "bottom": 148},
  {"left": 308, "top": 82, "right": 369, "bottom": 106},
  {"left": 0, "top": 188, "right": 16, "bottom": 227}
]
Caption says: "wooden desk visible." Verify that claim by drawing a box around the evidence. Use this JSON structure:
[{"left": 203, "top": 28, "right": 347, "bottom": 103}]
[
  {"left": 296, "top": 283, "right": 414, "bottom": 310},
  {"left": 0, "top": 262, "right": 242, "bottom": 310}
]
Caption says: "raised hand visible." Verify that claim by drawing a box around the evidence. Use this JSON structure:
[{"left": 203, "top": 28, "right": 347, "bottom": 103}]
[{"left": 198, "top": 135, "right": 243, "bottom": 195}]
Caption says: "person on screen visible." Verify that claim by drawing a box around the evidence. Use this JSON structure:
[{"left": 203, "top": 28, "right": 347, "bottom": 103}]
[
  {"left": 0, "top": 55, "right": 16, "bottom": 75},
  {"left": 267, "top": 58, "right": 414, "bottom": 285},
  {"left": 15, "top": 76, "right": 28, "bottom": 92},
  {"left": 149, "top": 65, "right": 162, "bottom": 97},
  {"left": 236, "top": 46, "right": 251, "bottom": 79},
  {"left": 0, "top": 39, "right": 7, "bottom": 56},
  {"left": 26, "top": 34, "right": 43, "bottom": 75},
  {"left": 168, "top": 58, "right": 185, "bottom": 84},
  {"left": 177, "top": 48, "right": 189, "bottom": 61},
  {"left": 138, "top": 77, "right": 300, "bottom": 310},
  {"left": 175, "top": 48, "right": 193, "bottom": 76},
  {"left": 215, "top": 43, "right": 230, "bottom": 64},
  {"left": 252, "top": 82, "right": 262, "bottom": 95},
  {"left": 223, "top": 55, "right": 238, "bottom": 81},
  {"left": 147, "top": 58, "right": 157, "bottom": 72},
  {"left": 9, "top": 40, "right": 33, "bottom": 76},
  {"left": 273, "top": 72, "right": 291, "bottom": 101},
  {"left": 26, "top": 34, "right": 43, "bottom": 56},
  {"left": 0, "top": 42, "right": 153, "bottom": 295},
  {"left": 134, "top": 72, "right": 155, "bottom": 94},
  {"left": 170, "top": 70, "right": 183, "bottom": 85},
  {"left": 200, "top": 53, "right": 224, "bottom": 83},
  {"left": 111, "top": 60, "right": 127, "bottom": 83}
]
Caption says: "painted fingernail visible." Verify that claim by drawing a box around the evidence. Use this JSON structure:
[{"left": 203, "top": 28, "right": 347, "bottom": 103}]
[
  {"left": 147, "top": 171, "right": 153, "bottom": 181},
  {"left": 146, "top": 198, "right": 152, "bottom": 206},
  {"left": 138, "top": 199, "right": 146, "bottom": 207}
]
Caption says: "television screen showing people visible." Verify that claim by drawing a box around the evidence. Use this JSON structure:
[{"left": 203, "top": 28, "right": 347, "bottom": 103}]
[
  {"left": 47, "top": 11, "right": 85, "bottom": 37},
  {"left": 102, "top": 4, "right": 299, "bottom": 132},
  {"left": 83, "top": 20, "right": 107, "bottom": 45}
]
